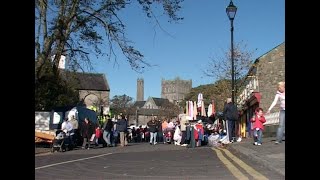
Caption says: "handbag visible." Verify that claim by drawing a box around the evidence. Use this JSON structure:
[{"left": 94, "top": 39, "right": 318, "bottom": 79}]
[{"left": 90, "top": 134, "right": 96, "bottom": 142}]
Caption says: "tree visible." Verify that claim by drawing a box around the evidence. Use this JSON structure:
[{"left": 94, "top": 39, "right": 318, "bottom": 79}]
[
  {"left": 158, "top": 100, "right": 179, "bottom": 118},
  {"left": 35, "top": 69, "right": 79, "bottom": 110},
  {"left": 204, "top": 41, "right": 255, "bottom": 105},
  {"left": 35, "top": 0, "right": 184, "bottom": 110},
  {"left": 35, "top": 0, "right": 184, "bottom": 76},
  {"left": 182, "top": 79, "right": 232, "bottom": 113},
  {"left": 110, "top": 94, "right": 134, "bottom": 116}
]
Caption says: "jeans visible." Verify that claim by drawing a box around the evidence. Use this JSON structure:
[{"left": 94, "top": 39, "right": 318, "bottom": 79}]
[
  {"left": 276, "top": 110, "right": 285, "bottom": 143},
  {"left": 150, "top": 132, "right": 157, "bottom": 144},
  {"left": 103, "top": 130, "right": 111, "bottom": 145},
  {"left": 112, "top": 136, "right": 118, "bottom": 146},
  {"left": 157, "top": 131, "right": 163, "bottom": 143},
  {"left": 82, "top": 137, "right": 91, "bottom": 148},
  {"left": 119, "top": 132, "right": 128, "bottom": 146},
  {"left": 253, "top": 129, "right": 263, "bottom": 144},
  {"left": 181, "top": 131, "right": 186, "bottom": 144},
  {"left": 227, "top": 120, "right": 235, "bottom": 141}
]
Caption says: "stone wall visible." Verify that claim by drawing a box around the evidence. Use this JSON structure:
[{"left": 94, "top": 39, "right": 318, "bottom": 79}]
[
  {"left": 161, "top": 77, "right": 192, "bottom": 103},
  {"left": 256, "top": 42, "right": 285, "bottom": 137},
  {"left": 255, "top": 43, "right": 285, "bottom": 113},
  {"left": 79, "top": 90, "right": 110, "bottom": 110}
]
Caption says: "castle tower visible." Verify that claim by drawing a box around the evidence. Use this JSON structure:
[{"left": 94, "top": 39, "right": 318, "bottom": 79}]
[
  {"left": 161, "top": 77, "right": 192, "bottom": 103},
  {"left": 137, "top": 78, "right": 144, "bottom": 101}
]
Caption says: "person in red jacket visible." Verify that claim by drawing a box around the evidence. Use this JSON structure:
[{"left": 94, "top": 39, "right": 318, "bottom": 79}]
[{"left": 251, "top": 107, "right": 266, "bottom": 146}]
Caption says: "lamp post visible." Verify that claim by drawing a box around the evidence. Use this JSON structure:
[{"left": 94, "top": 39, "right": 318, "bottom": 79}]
[{"left": 226, "top": 0, "right": 237, "bottom": 105}]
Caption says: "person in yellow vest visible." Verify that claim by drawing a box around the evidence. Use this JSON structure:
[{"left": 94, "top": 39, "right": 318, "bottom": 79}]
[{"left": 89, "top": 106, "right": 97, "bottom": 112}]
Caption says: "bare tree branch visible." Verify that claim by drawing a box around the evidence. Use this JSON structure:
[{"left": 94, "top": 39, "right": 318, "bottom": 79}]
[{"left": 35, "top": 0, "right": 184, "bottom": 110}]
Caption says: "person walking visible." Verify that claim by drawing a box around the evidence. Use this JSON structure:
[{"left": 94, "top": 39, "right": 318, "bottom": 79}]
[
  {"left": 102, "top": 115, "right": 113, "bottom": 147},
  {"left": 223, "top": 98, "right": 238, "bottom": 143},
  {"left": 179, "top": 114, "right": 188, "bottom": 146},
  {"left": 251, "top": 107, "right": 266, "bottom": 146},
  {"left": 267, "top": 81, "right": 285, "bottom": 144},
  {"left": 80, "top": 117, "right": 94, "bottom": 149},
  {"left": 116, "top": 115, "right": 128, "bottom": 147},
  {"left": 147, "top": 117, "right": 159, "bottom": 145}
]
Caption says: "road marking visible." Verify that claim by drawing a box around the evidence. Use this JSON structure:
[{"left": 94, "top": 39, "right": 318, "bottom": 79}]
[
  {"left": 212, "top": 148, "right": 249, "bottom": 180},
  {"left": 219, "top": 148, "right": 269, "bottom": 180},
  {"left": 35, "top": 153, "right": 113, "bottom": 170}
]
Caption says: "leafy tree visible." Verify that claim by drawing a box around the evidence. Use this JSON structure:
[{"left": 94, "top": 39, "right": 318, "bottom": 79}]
[
  {"left": 35, "top": 0, "right": 184, "bottom": 110},
  {"left": 158, "top": 100, "right": 179, "bottom": 118},
  {"left": 35, "top": 0, "right": 184, "bottom": 75},
  {"left": 110, "top": 94, "right": 134, "bottom": 115},
  {"left": 35, "top": 68, "right": 79, "bottom": 110}
]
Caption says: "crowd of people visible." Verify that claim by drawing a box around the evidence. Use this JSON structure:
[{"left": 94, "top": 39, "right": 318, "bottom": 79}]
[{"left": 53, "top": 81, "right": 285, "bottom": 151}]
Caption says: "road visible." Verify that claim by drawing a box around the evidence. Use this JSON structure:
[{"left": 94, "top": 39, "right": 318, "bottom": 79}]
[{"left": 35, "top": 143, "right": 284, "bottom": 180}]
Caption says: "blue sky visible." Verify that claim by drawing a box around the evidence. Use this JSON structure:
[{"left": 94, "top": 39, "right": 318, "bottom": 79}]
[{"left": 90, "top": 0, "right": 285, "bottom": 101}]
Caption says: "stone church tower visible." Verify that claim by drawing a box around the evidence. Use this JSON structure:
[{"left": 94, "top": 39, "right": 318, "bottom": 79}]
[
  {"left": 161, "top": 77, "right": 192, "bottom": 103},
  {"left": 136, "top": 78, "right": 144, "bottom": 101}
]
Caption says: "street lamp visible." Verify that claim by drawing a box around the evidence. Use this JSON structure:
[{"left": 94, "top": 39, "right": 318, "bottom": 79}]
[{"left": 226, "top": 0, "right": 237, "bottom": 105}]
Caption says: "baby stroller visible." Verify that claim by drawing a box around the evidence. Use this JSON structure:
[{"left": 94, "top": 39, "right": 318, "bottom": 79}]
[
  {"left": 163, "top": 129, "right": 173, "bottom": 144},
  {"left": 51, "top": 130, "right": 73, "bottom": 152}
]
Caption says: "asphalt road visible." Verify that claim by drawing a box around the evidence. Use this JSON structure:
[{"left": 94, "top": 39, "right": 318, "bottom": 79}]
[{"left": 35, "top": 143, "right": 284, "bottom": 180}]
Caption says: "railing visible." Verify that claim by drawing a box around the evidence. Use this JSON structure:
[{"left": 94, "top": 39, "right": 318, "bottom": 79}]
[{"left": 264, "top": 112, "right": 280, "bottom": 125}]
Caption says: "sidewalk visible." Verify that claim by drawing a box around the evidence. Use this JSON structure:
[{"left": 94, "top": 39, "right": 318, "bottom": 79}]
[{"left": 227, "top": 137, "right": 285, "bottom": 176}]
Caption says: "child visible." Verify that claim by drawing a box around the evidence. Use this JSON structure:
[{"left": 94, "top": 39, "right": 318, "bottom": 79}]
[
  {"left": 95, "top": 126, "right": 102, "bottom": 146},
  {"left": 251, "top": 107, "right": 266, "bottom": 146}
]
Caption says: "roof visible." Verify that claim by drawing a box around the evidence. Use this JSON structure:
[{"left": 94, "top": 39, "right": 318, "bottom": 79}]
[
  {"left": 151, "top": 97, "right": 170, "bottom": 107},
  {"left": 137, "top": 108, "right": 176, "bottom": 117},
  {"left": 133, "top": 97, "right": 172, "bottom": 110},
  {"left": 134, "top": 101, "right": 146, "bottom": 108},
  {"left": 61, "top": 70, "right": 110, "bottom": 91}
]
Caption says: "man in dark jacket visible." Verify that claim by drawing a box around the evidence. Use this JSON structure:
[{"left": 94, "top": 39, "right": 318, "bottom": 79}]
[
  {"left": 102, "top": 115, "right": 113, "bottom": 147},
  {"left": 116, "top": 115, "right": 128, "bottom": 147},
  {"left": 147, "top": 117, "right": 159, "bottom": 145},
  {"left": 80, "top": 117, "right": 95, "bottom": 149},
  {"left": 223, "top": 98, "right": 238, "bottom": 143}
]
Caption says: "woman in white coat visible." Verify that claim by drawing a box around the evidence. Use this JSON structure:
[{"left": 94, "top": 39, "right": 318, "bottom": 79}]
[{"left": 173, "top": 125, "right": 182, "bottom": 145}]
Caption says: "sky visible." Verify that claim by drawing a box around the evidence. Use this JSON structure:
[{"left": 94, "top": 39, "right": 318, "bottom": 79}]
[{"left": 90, "top": 0, "right": 285, "bottom": 101}]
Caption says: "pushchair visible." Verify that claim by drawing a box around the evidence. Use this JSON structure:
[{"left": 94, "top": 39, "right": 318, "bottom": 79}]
[
  {"left": 51, "top": 130, "right": 74, "bottom": 152},
  {"left": 163, "top": 128, "right": 173, "bottom": 144}
]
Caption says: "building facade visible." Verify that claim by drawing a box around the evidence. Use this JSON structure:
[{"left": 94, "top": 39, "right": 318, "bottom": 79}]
[
  {"left": 63, "top": 71, "right": 110, "bottom": 115},
  {"left": 55, "top": 55, "right": 110, "bottom": 115},
  {"left": 161, "top": 77, "right": 192, "bottom": 103},
  {"left": 237, "top": 42, "right": 285, "bottom": 138},
  {"left": 129, "top": 97, "right": 177, "bottom": 126}
]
